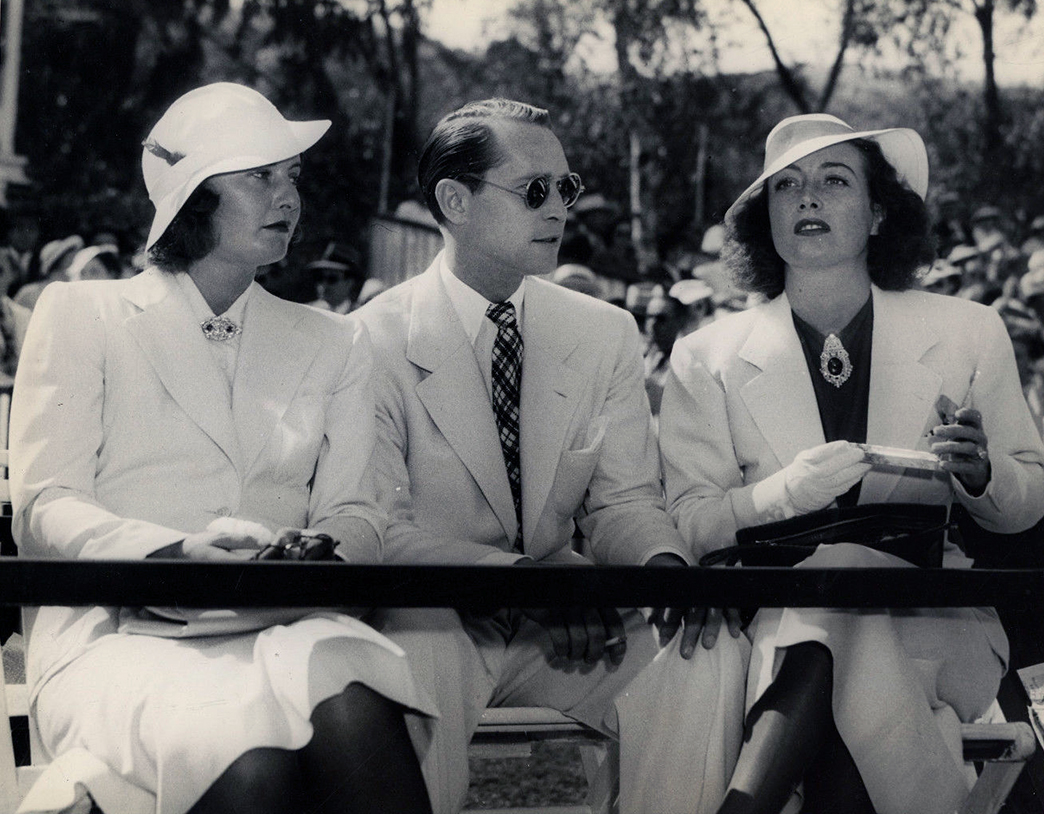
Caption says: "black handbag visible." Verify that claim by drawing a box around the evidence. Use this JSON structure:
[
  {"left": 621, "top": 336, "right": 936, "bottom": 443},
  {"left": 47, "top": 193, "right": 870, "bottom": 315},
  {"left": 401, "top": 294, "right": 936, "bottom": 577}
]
[
  {"left": 698, "top": 503, "right": 950, "bottom": 568},
  {"left": 255, "top": 530, "right": 339, "bottom": 561}
]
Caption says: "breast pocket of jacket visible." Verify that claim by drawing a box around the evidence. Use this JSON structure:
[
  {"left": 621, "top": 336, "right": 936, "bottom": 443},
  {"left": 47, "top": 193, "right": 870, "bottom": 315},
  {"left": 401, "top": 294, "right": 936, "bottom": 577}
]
[{"left": 550, "top": 416, "right": 608, "bottom": 515}]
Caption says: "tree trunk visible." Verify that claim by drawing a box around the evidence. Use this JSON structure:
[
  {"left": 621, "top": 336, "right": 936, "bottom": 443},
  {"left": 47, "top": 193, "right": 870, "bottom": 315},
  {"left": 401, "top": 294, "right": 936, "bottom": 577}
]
[
  {"left": 694, "top": 121, "right": 708, "bottom": 231},
  {"left": 974, "top": 0, "right": 1003, "bottom": 157},
  {"left": 612, "top": 0, "right": 655, "bottom": 275},
  {"left": 400, "top": 0, "right": 421, "bottom": 180},
  {"left": 740, "top": 0, "right": 811, "bottom": 112},
  {"left": 378, "top": 85, "right": 396, "bottom": 215},
  {"left": 0, "top": 0, "right": 28, "bottom": 205},
  {"left": 816, "top": 0, "right": 857, "bottom": 111},
  {"left": 629, "top": 129, "right": 645, "bottom": 273}
]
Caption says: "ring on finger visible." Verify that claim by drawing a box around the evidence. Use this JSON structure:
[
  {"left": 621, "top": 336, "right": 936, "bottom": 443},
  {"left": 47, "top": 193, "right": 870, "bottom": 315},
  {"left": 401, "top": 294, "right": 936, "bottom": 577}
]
[
  {"left": 976, "top": 447, "right": 989, "bottom": 460},
  {"left": 604, "top": 635, "right": 627, "bottom": 648}
]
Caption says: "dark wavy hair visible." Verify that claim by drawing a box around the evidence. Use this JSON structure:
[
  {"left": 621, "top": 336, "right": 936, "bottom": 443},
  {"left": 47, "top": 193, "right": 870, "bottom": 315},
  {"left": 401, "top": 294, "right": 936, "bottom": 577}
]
[
  {"left": 418, "top": 98, "right": 552, "bottom": 225},
  {"left": 723, "top": 138, "right": 935, "bottom": 298},
  {"left": 147, "top": 184, "right": 221, "bottom": 272}
]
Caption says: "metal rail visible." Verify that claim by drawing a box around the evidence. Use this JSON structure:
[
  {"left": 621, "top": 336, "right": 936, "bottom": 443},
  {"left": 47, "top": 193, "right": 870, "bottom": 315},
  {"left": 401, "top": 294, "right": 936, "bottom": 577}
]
[{"left": 0, "top": 559, "right": 1041, "bottom": 609}]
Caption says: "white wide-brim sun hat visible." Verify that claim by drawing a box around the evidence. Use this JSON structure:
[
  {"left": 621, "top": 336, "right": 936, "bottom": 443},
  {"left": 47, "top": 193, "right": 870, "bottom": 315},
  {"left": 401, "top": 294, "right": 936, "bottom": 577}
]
[
  {"left": 725, "top": 113, "right": 929, "bottom": 223},
  {"left": 669, "top": 278, "right": 715, "bottom": 306},
  {"left": 142, "top": 82, "right": 331, "bottom": 251}
]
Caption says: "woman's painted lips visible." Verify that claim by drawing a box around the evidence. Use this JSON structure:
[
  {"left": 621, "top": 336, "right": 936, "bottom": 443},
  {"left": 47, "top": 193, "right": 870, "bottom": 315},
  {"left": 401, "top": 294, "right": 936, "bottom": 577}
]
[{"left": 795, "top": 218, "right": 829, "bottom": 235}]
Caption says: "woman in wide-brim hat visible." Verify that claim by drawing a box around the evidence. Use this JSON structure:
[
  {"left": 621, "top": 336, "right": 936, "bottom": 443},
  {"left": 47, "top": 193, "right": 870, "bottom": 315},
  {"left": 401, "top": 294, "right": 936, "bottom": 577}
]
[
  {"left": 659, "top": 113, "right": 1044, "bottom": 813},
  {"left": 11, "top": 82, "right": 435, "bottom": 814}
]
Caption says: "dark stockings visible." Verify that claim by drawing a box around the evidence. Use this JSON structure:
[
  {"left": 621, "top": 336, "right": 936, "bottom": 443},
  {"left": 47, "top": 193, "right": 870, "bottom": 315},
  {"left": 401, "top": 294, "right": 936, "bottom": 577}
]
[
  {"left": 187, "top": 748, "right": 303, "bottom": 814},
  {"left": 187, "top": 684, "right": 431, "bottom": 814},
  {"left": 802, "top": 725, "right": 875, "bottom": 814},
  {"left": 301, "top": 682, "right": 432, "bottom": 814},
  {"left": 716, "top": 641, "right": 875, "bottom": 814}
]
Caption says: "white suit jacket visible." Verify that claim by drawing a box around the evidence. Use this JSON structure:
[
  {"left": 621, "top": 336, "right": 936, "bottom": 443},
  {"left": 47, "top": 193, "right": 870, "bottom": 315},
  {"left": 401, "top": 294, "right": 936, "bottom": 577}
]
[
  {"left": 10, "top": 268, "right": 384, "bottom": 698},
  {"left": 355, "top": 256, "right": 689, "bottom": 566},
  {"left": 660, "top": 286, "right": 1044, "bottom": 561}
]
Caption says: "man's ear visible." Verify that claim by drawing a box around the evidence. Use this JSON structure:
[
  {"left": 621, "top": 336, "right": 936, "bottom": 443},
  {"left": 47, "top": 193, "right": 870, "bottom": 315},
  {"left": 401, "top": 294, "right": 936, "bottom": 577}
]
[
  {"left": 871, "top": 204, "right": 885, "bottom": 236},
  {"left": 434, "top": 178, "right": 471, "bottom": 225}
]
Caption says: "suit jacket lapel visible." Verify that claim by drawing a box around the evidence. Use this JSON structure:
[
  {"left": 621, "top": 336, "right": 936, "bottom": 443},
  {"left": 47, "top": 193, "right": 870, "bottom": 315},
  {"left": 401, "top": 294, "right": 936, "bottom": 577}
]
[
  {"left": 860, "top": 286, "right": 943, "bottom": 503},
  {"left": 519, "top": 280, "right": 580, "bottom": 543},
  {"left": 122, "top": 268, "right": 242, "bottom": 470},
  {"left": 739, "top": 293, "right": 825, "bottom": 468},
  {"left": 409, "top": 266, "right": 519, "bottom": 539},
  {"left": 232, "top": 285, "right": 317, "bottom": 473}
]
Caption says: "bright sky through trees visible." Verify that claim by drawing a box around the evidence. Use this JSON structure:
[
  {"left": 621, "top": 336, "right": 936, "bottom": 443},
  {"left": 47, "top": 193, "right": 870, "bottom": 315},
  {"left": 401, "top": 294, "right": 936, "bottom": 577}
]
[{"left": 425, "top": 0, "right": 1044, "bottom": 86}]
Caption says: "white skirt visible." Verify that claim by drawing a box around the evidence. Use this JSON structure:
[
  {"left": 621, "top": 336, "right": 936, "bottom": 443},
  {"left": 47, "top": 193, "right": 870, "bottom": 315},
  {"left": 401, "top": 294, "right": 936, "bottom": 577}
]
[
  {"left": 748, "top": 543, "right": 1007, "bottom": 814},
  {"left": 34, "top": 612, "right": 437, "bottom": 814}
]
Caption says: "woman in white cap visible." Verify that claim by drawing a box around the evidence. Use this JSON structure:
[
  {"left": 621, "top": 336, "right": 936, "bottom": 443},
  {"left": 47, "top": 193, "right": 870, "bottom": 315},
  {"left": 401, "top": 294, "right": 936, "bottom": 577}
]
[
  {"left": 13, "top": 234, "right": 84, "bottom": 310},
  {"left": 659, "top": 114, "right": 1044, "bottom": 813},
  {"left": 10, "top": 83, "right": 434, "bottom": 814}
]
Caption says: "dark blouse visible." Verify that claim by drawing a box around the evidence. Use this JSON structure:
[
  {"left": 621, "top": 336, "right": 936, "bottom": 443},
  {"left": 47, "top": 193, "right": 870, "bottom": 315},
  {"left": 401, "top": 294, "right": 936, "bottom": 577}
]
[{"left": 791, "top": 296, "right": 873, "bottom": 508}]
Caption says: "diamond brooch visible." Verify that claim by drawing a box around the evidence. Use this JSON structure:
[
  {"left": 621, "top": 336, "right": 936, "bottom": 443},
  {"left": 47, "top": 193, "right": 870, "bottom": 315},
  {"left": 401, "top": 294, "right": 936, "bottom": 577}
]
[
  {"left": 201, "top": 315, "right": 242, "bottom": 341},
  {"left": 819, "top": 333, "right": 852, "bottom": 388}
]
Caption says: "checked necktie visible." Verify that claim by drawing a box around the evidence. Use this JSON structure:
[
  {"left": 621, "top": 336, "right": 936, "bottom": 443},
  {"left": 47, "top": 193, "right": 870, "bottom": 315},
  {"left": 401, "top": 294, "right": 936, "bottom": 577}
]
[{"left": 486, "top": 301, "right": 524, "bottom": 549}]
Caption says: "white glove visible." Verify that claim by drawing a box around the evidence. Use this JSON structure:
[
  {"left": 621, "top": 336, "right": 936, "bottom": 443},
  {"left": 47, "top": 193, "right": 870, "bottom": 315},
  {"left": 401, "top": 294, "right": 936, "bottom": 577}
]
[
  {"left": 783, "top": 440, "right": 872, "bottom": 515},
  {"left": 182, "top": 517, "right": 276, "bottom": 556}
]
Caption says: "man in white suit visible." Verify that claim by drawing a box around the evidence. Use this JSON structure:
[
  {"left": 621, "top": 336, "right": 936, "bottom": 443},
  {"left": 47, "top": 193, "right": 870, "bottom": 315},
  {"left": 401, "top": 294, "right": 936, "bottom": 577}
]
[{"left": 356, "top": 99, "right": 746, "bottom": 814}]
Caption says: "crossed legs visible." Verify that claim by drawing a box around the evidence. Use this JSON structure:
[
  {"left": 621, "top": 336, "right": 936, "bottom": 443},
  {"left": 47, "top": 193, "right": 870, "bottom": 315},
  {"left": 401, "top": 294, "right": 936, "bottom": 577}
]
[
  {"left": 188, "top": 683, "right": 432, "bottom": 814},
  {"left": 716, "top": 641, "right": 875, "bottom": 814}
]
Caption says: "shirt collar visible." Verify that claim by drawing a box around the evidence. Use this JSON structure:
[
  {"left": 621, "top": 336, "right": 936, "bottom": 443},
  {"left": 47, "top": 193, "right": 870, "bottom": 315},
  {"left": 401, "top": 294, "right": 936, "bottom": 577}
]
[
  {"left": 175, "top": 271, "right": 254, "bottom": 330},
  {"left": 439, "top": 253, "right": 525, "bottom": 346}
]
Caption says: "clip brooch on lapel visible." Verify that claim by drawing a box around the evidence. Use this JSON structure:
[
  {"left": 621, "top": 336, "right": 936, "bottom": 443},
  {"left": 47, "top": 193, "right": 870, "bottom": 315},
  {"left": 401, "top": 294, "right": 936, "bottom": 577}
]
[{"left": 201, "top": 314, "right": 242, "bottom": 341}]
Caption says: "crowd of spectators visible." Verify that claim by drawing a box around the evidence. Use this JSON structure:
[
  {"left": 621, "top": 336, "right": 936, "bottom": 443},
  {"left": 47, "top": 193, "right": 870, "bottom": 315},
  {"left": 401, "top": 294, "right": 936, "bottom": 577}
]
[
  {"left": 0, "top": 211, "right": 394, "bottom": 389},
  {"left": 5, "top": 197, "right": 1044, "bottom": 440},
  {"left": 543, "top": 200, "right": 1044, "bottom": 442},
  {"left": 899, "top": 203, "right": 1044, "bottom": 436}
]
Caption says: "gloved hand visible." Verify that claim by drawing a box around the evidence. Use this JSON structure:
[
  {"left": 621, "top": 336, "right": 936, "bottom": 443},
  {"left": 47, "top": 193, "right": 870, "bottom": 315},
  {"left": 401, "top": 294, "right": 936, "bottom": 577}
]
[
  {"left": 783, "top": 440, "right": 872, "bottom": 515},
  {"left": 182, "top": 517, "right": 276, "bottom": 559}
]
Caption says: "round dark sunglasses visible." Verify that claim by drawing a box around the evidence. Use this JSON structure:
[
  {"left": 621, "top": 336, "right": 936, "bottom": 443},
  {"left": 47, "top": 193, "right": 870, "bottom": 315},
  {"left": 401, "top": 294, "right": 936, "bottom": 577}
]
[{"left": 462, "top": 172, "right": 585, "bottom": 210}]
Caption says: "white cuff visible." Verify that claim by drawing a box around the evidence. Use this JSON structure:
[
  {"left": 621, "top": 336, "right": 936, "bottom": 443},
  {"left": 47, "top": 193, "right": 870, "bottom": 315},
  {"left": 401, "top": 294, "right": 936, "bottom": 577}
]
[
  {"left": 181, "top": 535, "right": 213, "bottom": 556},
  {"left": 639, "top": 545, "right": 695, "bottom": 566},
  {"left": 206, "top": 516, "right": 276, "bottom": 543},
  {"left": 751, "top": 470, "right": 796, "bottom": 523},
  {"left": 181, "top": 517, "right": 275, "bottom": 554}
]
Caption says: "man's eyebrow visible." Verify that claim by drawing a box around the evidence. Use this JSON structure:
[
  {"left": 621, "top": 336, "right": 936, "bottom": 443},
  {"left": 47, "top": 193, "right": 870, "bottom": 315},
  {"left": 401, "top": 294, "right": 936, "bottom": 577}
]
[{"left": 503, "top": 171, "right": 570, "bottom": 185}]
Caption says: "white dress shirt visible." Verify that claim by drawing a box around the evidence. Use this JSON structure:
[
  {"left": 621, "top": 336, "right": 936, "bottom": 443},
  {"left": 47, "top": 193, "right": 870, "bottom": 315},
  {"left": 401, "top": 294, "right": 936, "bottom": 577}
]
[
  {"left": 174, "top": 272, "right": 253, "bottom": 401},
  {"left": 439, "top": 254, "right": 525, "bottom": 401}
]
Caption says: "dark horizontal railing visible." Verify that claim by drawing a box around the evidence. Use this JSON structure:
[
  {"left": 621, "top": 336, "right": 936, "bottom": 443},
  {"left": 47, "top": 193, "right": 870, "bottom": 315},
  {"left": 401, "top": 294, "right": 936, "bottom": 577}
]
[{"left": 0, "top": 558, "right": 1041, "bottom": 609}]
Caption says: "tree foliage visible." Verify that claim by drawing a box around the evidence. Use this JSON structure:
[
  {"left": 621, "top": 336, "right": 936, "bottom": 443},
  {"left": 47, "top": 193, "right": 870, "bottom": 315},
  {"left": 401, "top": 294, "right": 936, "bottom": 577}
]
[
  {"left": 10, "top": 0, "right": 1044, "bottom": 280},
  {"left": 734, "top": 0, "right": 881, "bottom": 113},
  {"left": 16, "top": 0, "right": 431, "bottom": 264},
  {"left": 871, "top": 0, "right": 1039, "bottom": 183}
]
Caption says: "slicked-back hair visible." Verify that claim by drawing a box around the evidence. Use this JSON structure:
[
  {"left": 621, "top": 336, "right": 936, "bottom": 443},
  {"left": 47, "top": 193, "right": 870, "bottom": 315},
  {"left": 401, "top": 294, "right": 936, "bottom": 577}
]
[
  {"left": 418, "top": 98, "right": 552, "bottom": 225},
  {"left": 723, "top": 138, "right": 935, "bottom": 299}
]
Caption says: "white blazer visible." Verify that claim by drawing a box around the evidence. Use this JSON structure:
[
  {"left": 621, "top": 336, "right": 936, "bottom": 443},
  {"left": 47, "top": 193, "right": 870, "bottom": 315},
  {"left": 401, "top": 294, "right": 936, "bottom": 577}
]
[
  {"left": 10, "top": 268, "right": 385, "bottom": 700},
  {"left": 660, "top": 285, "right": 1044, "bottom": 560},
  {"left": 356, "top": 257, "right": 690, "bottom": 566}
]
